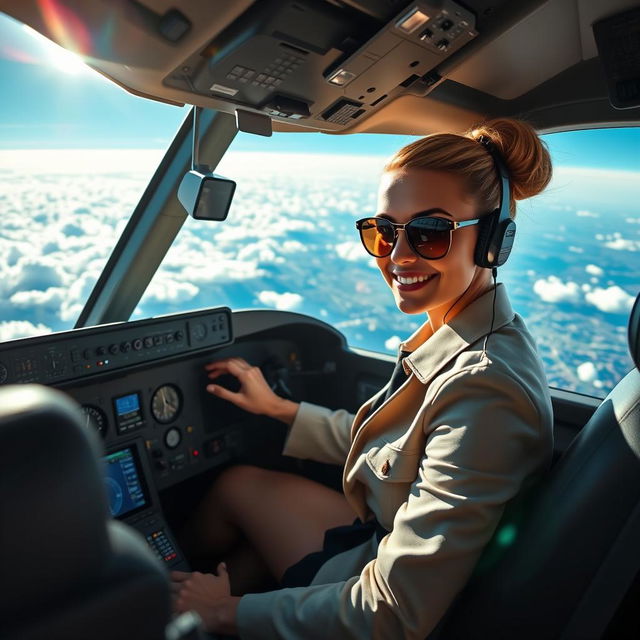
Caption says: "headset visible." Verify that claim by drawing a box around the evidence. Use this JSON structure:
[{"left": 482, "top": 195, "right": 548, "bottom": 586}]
[{"left": 474, "top": 136, "right": 516, "bottom": 269}]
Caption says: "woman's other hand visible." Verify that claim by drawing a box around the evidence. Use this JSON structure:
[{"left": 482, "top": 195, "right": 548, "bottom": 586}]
[
  {"left": 204, "top": 357, "right": 299, "bottom": 425},
  {"left": 171, "top": 564, "right": 240, "bottom": 634}
]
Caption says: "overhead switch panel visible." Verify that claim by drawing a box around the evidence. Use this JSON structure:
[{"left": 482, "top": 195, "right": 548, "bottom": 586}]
[{"left": 163, "top": 0, "right": 478, "bottom": 131}]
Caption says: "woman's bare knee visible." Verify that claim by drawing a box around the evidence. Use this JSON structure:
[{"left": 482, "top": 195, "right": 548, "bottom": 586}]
[{"left": 211, "top": 464, "right": 271, "bottom": 513}]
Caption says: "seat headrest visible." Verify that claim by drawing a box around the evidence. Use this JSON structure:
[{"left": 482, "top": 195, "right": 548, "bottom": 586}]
[
  {"left": 0, "top": 385, "right": 110, "bottom": 625},
  {"left": 630, "top": 292, "right": 640, "bottom": 370}
]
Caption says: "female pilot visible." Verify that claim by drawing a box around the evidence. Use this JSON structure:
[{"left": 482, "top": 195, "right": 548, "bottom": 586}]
[{"left": 171, "top": 117, "right": 554, "bottom": 639}]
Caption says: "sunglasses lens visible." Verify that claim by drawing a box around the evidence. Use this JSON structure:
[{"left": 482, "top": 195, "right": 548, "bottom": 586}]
[
  {"left": 359, "top": 218, "right": 394, "bottom": 257},
  {"left": 406, "top": 217, "right": 451, "bottom": 259}
]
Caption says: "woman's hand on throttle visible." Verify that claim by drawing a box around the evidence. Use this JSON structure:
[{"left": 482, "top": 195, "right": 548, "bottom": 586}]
[{"left": 204, "top": 357, "right": 282, "bottom": 417}]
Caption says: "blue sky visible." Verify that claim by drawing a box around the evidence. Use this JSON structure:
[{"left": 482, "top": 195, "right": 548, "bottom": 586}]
[{"left": 1, "top": 11, "right": 639, "bottom": 169}]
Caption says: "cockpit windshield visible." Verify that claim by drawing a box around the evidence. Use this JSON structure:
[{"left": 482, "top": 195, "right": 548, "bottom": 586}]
[
  {"left": 1, "top": 11, "right": 639, "bottom": 400},
  {"left": 0, "top": 13, "right": 186, "bottom": 338}
]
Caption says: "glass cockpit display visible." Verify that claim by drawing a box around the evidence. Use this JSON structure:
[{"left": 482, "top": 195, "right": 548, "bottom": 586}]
[
  {"left": 103, "top": 446, "right": 149, "bottom": 518},
  {"left": 113, "top": 391, "right": 144, "bottom": 434}
]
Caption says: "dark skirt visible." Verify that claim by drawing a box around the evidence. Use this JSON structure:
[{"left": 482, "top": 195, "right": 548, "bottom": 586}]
[{"left": 280, "top": 518, "right": 387, "bottom": 588}]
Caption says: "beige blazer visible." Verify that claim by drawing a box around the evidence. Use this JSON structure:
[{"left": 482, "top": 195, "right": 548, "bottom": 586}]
[{"left": 238, "top": 284, "right": 553, "bottom": 639}]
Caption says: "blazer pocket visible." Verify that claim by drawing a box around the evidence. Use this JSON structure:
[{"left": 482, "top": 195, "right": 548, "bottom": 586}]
[{"left": 365, "top": 444, "right": 422, "bottom": 483}]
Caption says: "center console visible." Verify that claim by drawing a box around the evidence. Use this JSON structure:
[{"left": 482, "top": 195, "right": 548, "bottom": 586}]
[{"left": 103, "top": 441, "right": 188, "bottom": 569}]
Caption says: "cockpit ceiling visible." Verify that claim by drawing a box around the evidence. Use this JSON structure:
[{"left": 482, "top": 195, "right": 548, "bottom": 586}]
[
  {"left": 446, "top": 0, "right": 637, "bottom": 100},
  {"left": 1, "top": 0, "right": 639, "bottom": 134}
]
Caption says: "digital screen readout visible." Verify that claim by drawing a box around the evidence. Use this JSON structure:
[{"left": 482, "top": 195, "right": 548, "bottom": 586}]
[
  {"left": 103, "top": 447, "right": 149, "bottom": 518},
  {"left": 113, "top": 392, "right": 144, "bottom": 434}
]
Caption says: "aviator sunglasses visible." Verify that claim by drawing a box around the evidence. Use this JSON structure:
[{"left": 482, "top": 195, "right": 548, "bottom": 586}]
[{"left": 355, "top": 210, "right": 483, "bottom": 260}]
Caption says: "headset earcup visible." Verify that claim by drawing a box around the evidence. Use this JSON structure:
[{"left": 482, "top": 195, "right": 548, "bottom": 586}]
[
  {"left": 474, "top": 211, "right": 498, "bottom": 268},
  {"left": 495, "top": 219, "right": 516, "bottom": 266},
  {"left": 474, "top": 213, "right": 516, "bottom": 268}
]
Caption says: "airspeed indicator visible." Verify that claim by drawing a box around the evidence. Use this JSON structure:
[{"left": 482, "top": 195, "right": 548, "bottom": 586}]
[{"left": 81, "top": 405, "right": 108, "bottom": 438}]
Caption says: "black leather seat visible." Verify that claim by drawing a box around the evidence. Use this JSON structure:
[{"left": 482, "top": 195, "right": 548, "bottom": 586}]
[
  {"left": 432, "top": 293, "right": 640, "bottom": 639},
  {"left": 0, "top": 385, "right": 172, "bottom": 640}
]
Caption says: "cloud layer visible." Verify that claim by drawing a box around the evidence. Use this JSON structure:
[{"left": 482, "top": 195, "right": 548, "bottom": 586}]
[{"left": 1, "top": 150, "right": 638, "bottom": 399}]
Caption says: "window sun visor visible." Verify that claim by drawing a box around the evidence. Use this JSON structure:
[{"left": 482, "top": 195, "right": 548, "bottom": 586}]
[{"left": 593, "top": 7, "right": 640, "bottom": 110}]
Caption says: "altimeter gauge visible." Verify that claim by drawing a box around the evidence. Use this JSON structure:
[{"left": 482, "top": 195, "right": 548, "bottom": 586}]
[
  {"left": 151, "top": 384, "right": 182, "bottom": 424},
  {"left": 81, "top": 404, "right": 108, "bottom": 438}
]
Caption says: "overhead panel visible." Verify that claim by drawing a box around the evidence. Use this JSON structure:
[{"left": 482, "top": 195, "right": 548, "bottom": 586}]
[{"left": 163, "top": 0, "right": 478, "bottom": 131}]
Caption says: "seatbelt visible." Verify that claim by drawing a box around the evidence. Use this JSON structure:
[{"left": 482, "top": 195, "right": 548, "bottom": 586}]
[{"left": 560, "top": 499, "right": 640, "bottom": 639}]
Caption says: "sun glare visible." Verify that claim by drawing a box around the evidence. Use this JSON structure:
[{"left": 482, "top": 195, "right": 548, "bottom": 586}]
[{"left": 21, "top": 23, "right": 92, "bottom": 76}]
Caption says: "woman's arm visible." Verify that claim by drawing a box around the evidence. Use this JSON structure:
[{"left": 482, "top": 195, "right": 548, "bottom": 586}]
[
  {"left": 204, "top": 357, "right": 358, "bottom": 465},
  {"left": 281, "top": 401, "right": 357, "bottom": 466}
]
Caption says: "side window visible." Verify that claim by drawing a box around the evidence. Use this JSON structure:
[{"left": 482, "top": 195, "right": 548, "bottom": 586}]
[{"left": 501, "top": 128, "right": 639, "bottom": 397}]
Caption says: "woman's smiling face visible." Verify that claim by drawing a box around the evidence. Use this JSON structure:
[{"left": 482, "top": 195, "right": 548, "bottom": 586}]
[{"left": 375, "top": 168, "right": 490, "bottom": 328}]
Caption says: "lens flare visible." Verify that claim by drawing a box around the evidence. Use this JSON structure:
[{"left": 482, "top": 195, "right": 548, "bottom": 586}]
[
  {"left": 36, "top": 0, "right": 92, "bottom": 55},
  {"left": 0, "top": 44, "right": 40, "bottom": 65}
]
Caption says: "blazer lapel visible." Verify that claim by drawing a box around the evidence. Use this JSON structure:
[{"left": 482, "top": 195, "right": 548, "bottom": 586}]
[
  {"left": 404, "top": 284, "right": 514, "bottom": 386},
  {"left": 346, "top": 285, "right": 515, "bottom": 465}
]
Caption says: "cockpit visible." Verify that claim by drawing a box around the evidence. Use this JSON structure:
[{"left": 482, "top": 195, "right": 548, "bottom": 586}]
[{"left": 0, "top": 0, "right": 639, "bottom": 638}]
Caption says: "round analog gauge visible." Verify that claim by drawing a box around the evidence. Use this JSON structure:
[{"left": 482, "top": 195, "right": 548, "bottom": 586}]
[
  {"left": 164, "top": 426, "right": 182, "bottom": 449},
  {"left": 151, "top": 384, "right": 182, "bottom": 424},
  {"left": 81, "top": 405, "right": 108, "bottom": 438}
]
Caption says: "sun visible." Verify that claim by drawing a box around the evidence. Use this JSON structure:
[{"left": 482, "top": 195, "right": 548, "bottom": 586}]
[
  {"left": 46, "top": 42, "right": 88, "bottom": 75},
  {"left": 22, "top": 23, "right": 92, "bottom": 76}
]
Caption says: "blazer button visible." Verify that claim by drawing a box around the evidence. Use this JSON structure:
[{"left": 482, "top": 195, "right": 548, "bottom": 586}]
[{"left": 381, "top": 459, "right": 390, "bottom": 476}]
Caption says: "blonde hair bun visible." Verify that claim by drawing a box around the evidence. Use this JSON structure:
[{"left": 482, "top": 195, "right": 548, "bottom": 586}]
[
  {"left": 384, "top": 117, "right": 553, "bottom": 217},
  {"left": 467, "top": 118, "right": 553, "bottom": 202}
]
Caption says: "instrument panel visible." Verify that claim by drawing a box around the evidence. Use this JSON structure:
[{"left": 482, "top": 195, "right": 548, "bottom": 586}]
[
  {"left": 0, "top": 306, "right": 354, "bottom": 491},
  {"left": 0, "top": 306, "right": 364, "bottom": 569},
  {"left": 66, "top": 351, "right": 236, "bottom": 491}
]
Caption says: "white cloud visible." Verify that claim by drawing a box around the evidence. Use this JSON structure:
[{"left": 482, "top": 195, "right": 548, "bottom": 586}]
[
  {"left": 178, "top": 260, "right": 265, "bottom": 284},
  {"left": 10, "top": 287, "right": 65, "bottom": 308},
  {"left": 532, "top": 276, "right": 580, "bottom": 303},
  {"left": 257, "top": 290, "right": 303, "bottom": 311},
  {"left": 576, "top": 210, "right": 599, "bottom": 218},
  {"left": 385, "top": 335, "right": 402, "bottom": 351},
  {"left": 143, "top": 279, "right": 199, "bottom": 304},
  {"left": 336, "top": 241, "right": 367, "bottom": 262},
  {"left": 236, "top": 240, "right": 283, "bottom": 264},
  {"left": 585, "top": 286, "right": 635, "bottom": 314},
  {"left": 604, "top": 238, "right": 640, "bottom": 251},
  {"left": 0, "top": 320, "right": 51, "bottom": 341},
  {"left": 577, "top": 362, "right": 597, "bottom": 382},
  {"left": 280, "top": 240, "right": 306, "bottom": 253},
  {"left": 585, "top": 264, "right": 603, "bottom": 276}
]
